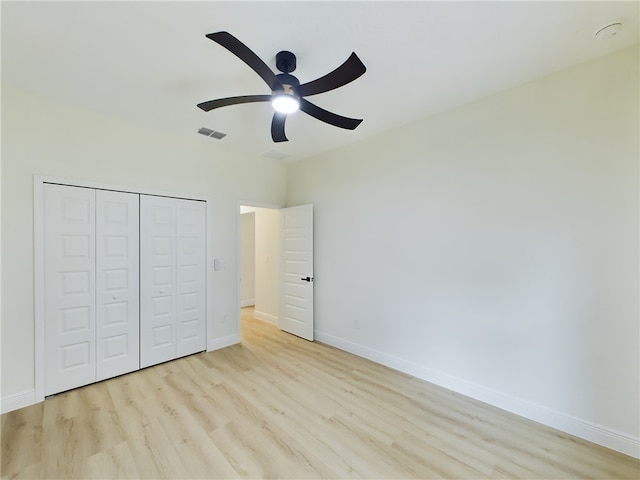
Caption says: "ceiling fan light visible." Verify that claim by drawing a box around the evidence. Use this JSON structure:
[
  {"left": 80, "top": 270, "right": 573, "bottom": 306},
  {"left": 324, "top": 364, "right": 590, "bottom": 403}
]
[{"left": 271, "top": 93, "right": 300, "bottom": 114}]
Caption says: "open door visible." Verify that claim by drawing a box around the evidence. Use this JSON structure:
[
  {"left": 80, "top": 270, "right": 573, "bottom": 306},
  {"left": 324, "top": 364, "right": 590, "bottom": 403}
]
[{"left": 279, "top": 204, "right": 314, "bottom": 341}]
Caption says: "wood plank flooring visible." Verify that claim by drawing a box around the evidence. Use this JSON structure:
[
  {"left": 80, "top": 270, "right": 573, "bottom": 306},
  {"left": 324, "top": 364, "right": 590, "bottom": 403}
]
[{"left": 2, "top": 307, "right": 639, "bottom": 479}]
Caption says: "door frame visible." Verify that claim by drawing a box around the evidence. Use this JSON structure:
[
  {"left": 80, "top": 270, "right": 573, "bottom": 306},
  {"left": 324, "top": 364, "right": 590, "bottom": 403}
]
[
  {"left": 236, "top": 200, "right": 283, "bottom": 339},
  {"left": 34, "top": 175, "right": 209, "bottom": 402}
]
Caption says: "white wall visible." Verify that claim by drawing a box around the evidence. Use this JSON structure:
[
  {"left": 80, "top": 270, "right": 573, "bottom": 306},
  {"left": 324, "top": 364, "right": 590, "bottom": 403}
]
[
  {"left": 240, "top": 212, "right": 256, "bottom": 307},
  {"left": 1, "top": 86, "right": 286, "bottom": 407},
  {"left": 253, "top": 207, "right": 280, "bottom": 323},
  {"left": 238, "top": 206, "right": 280, "bottom": 323},
  {"left": 287, "top": 47, "right": 639, "bottom": 456}
]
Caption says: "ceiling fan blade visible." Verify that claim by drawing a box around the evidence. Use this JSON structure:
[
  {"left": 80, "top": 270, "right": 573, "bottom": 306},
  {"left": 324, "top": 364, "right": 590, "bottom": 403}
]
[
  {"left": 300, "top": 99, "right": 363, "bottom": 130},
  {"left": 197, "top": 94, "right": 271, "bottom": 112},
  {"left": 206, "top": 32, "right": 282, "bottom": 92},
  {"left": 298, "top": 53, "right": 366, "bottom": 97},
  {"left": 271, "top": 113, "right": 288, "bottom": 142}
]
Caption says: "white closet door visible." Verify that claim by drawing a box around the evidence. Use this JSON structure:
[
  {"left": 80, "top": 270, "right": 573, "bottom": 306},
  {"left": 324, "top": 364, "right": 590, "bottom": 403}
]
[
  {"left": 176, "top": 199, "right": 206, "bottom": 357},
  {"left": 96, "top": 190, "right": 140, "bottom": 380},
  {"left": 140, "top": 195, "right": 177, "bottom": 368},
  {"left": 44, "top": 184, "right": 96, "bottom": 395}
]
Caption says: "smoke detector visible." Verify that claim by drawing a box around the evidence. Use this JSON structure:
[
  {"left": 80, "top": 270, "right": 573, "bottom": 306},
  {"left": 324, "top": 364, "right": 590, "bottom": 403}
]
[{"left": 594, "top": 22, "right": 623, "bottom": 40}]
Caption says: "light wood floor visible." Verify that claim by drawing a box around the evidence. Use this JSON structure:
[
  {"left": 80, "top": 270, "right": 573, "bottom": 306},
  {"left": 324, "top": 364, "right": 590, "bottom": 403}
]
[{"left": 2, "top": 308, "right": 639, "bottom": 479}]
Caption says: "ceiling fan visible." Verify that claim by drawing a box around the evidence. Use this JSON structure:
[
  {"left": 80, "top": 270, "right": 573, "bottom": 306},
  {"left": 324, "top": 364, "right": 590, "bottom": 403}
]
[{"left": 197, "top": 31, "right": 367, "bottom": 142}]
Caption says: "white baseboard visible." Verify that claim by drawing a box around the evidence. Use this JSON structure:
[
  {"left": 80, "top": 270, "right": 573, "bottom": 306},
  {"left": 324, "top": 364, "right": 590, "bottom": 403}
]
[
  {"left": 315, "top": 330, "right": 640, "bottom": 459},
  {"left": 240, "top": 299, "right": 255, "bottom": 308},
  {"left": 253, "top": 310, "right": 278, "bottom": 325},
  {"left": 1, "top": 389, "right": 38, "bottom": 414},
  {"left": 207, "top": 333, "right": 240, "bottom": 351}
]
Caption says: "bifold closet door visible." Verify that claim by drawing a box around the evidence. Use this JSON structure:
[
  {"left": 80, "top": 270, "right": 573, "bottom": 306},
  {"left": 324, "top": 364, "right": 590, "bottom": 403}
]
[
  {"left": 44, "top": 185, "right": 141, "bottom": 395},
  {"left": 140, "top": 195, "right": 206, "bottom": 368},
  {"left": 140, "top": 195, "right": 177, "bottom": 368},
  {"left": 95, "top": 190, "right": 140, "bottom": 381},
  {"left": 176, "top": 200, "right": 207, "bottom": 357},
  {"left": 44, "top": 185, "right": 97, "bottom": 395}
]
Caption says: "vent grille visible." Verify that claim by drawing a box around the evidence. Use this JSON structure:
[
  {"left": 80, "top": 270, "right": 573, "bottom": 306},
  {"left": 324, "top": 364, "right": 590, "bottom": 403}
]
[{"left": 198, "top": 127, "right": 226, "bottom": 140}]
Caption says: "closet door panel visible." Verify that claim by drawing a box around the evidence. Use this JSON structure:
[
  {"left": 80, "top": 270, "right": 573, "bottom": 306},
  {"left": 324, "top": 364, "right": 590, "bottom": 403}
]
[
  {"left": 176, "top": 200, "right": 207, "bottom": 357},
  {"left": 96, "top": 190, "right": 140, "bottom": 380},
  {"left": 44, "top": 184, "right": 96, "bottom": 395},
  {"left": 140, "top": 195, "right": 177, "bottom": 368}
]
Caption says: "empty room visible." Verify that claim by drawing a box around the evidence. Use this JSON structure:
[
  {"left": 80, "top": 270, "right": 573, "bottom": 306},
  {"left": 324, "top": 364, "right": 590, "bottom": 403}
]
[{"left": 1, "top": 1, "right": 639, "bottom": 478}]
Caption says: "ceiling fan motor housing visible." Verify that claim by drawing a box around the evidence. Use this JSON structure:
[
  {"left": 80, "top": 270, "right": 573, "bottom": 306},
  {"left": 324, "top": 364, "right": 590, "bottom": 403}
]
[
  {"left": 276, "top": 50, "right": 296, "bottom": 73},
  {"left": 275, "top": 72, "right": 300, "bottom": 96}
]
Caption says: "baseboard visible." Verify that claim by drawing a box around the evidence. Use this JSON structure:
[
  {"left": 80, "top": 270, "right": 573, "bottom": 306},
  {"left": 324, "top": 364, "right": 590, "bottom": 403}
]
[
  {"left": 240, "top": 299, "right": 255, "bottom": 308},
  {"left": 315, "top": 330, "right": 640, "bottom": 459},
  {"left": 253, "top": 310, "right": 278, "bottom": 325},
  {"left": 207, "top": 333, "right": 240, "bottom": 351},
  {"left": 1, "top": 389, "right": 38, "bottom": 414}
]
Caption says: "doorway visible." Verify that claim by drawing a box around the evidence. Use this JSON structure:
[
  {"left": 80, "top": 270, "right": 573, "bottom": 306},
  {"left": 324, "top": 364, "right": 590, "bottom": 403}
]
[{"left": 239, "top": 205, "right": 281, "bottom": 338}]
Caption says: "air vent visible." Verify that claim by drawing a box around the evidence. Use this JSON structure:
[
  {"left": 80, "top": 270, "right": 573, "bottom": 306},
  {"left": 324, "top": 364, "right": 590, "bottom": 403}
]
[{"left": 198, "top": 127, "right": 226, "bottom": 139}]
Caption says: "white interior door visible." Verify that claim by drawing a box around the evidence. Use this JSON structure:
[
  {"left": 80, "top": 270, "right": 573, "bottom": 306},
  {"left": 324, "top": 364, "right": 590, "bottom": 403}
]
[
  {"left": 140, "top": 195, "right": 177, "bottom": 368},
  {"left": 96, "top": 190, "right": 140, "bottom": 380},
  {"left": 279, "top": 204, "right": 314, "bottom": 341},
  {"left": 44, "top": 184, "right": 96, "bottom": 395},
  {"left": 176, "top": 199, "right": 206, "bottom": 357}
]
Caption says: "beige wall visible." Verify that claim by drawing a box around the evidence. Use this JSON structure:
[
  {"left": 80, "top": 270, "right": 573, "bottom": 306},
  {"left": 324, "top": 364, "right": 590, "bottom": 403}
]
[
  {"left": 287, "top": 47, "right": 639, "bottom": 454},
  {"left": 1, "top": 87, "right": 286, "bottom": 399}
]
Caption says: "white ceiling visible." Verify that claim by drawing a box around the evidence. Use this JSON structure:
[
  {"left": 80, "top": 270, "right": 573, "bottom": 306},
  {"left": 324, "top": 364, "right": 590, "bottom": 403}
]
[{"left": 2, "top": 1, "right": 638, "bottom": 163}]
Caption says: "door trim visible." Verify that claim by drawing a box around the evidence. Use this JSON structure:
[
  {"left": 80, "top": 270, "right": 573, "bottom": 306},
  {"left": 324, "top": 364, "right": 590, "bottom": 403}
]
[{"left": 34, "top": 175, "right": 209, "bottom": 403}]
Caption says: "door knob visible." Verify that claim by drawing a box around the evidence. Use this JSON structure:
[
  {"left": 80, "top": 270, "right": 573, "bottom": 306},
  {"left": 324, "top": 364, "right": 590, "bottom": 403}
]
[{"left": 300, "top": 276, "right": 313, "bottom": 282}]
